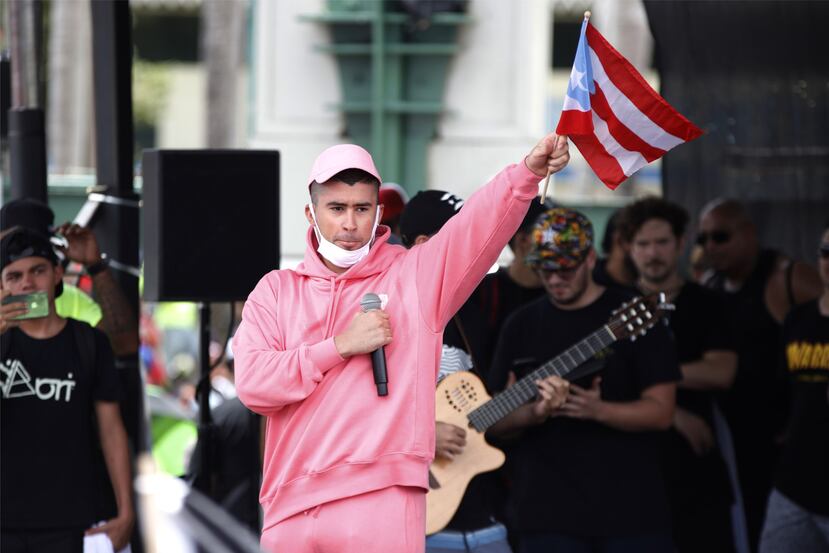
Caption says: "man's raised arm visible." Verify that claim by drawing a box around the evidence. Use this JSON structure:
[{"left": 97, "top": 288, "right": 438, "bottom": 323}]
[{"left": 414, "top": 134, "right": 569, "bottom": 331}]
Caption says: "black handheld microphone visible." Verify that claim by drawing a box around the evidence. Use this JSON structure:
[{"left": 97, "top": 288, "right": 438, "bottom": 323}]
[{"left": 360, "top": 292, "right": 388, "bottom": 396}]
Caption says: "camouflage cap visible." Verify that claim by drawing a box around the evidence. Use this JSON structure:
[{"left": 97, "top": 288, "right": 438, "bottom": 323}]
[{"left": 525, "top": 207, "right": 594, "bottom": 271}]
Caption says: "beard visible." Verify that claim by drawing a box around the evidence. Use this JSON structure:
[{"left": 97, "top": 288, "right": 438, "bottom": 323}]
[
  {"left": 548, "top": 269, "right": 590, "bottom": 306},
  {"left": 642, "top": 259, "right": 672, "bottom": 284}
]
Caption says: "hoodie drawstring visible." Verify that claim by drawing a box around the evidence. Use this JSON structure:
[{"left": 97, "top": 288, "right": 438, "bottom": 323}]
[{"left": 323, "top": 277, "right": 346, "bottom": 338}]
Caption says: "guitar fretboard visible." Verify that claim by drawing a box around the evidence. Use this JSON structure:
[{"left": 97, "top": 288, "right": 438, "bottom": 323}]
[{"left": 467, "top": 325, "right": 616, "bottom": 432}]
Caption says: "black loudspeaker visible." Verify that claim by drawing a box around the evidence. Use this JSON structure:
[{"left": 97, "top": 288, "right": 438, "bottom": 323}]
[{"left": 142, "top": 149, "right": 280, "bottom": 302}]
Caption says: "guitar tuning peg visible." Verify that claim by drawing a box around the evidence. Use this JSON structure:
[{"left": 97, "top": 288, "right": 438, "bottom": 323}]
[
  {"left": 626, "top": 323, "right": 634, "bottom": 333},
  {"left": 630, "top": 334, "right": 637, "bottom": 342},
  {"left": 635, "top": 317, "right": 643, "bottom": 326},
  {"left": 621, "top": 314, "right": 628, "bottom": 322},
  {"left": 639, "top": 329, "right": 647, "bottom": 336},
  {"left": 644, "top": 311, "right": 652, "bottom": 319}
]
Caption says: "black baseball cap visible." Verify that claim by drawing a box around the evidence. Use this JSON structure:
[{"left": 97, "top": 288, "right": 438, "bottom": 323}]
[
  {"left": 399, "top": 190, "right": 465, "bottom": 247},
  {"left": 0, "top": 227, "right": 59, "bottom": 271}
]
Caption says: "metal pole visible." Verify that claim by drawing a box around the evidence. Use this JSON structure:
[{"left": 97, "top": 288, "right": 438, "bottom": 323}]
[
  {"left": 1, "top": 54, "right": 9, "bottom": 201},
  {"left": 90, "top": 4, "right": 144, "bottom": 551},
  {"left": 192, "top": 302, "right": 216, "bottom": 498},
  {"left": 89, "top": 0, "right": 140, "bottom": 324},
  {"left": 6, "top": 0, "right": 47, "bottom": 202},
  {"left": 8, "top": 108, "right": 47, "bottom": 202},
  {"left": 90, "top": 0, "right": 143, "bottom": 444}
]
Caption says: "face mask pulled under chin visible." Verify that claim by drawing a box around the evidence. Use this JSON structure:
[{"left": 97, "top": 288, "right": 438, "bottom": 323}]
[{"left": 308, "top": 204, "right": 380, "bottom": 269}]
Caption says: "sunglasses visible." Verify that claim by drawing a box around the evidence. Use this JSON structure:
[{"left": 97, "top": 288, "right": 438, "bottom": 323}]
[
  {"left": 819, "top": 244, "right": 829, "bottom": 259},
  {"left": 539, "top": 263, "right": 583, "bottom": 278},
  {"left": 696, "top": 230, "right": 731, "bottom": 246}
]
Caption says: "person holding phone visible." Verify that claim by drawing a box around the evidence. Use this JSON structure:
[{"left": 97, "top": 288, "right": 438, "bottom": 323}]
[{"left": 0, "top": 227, "right": 134, "bottom": 553}]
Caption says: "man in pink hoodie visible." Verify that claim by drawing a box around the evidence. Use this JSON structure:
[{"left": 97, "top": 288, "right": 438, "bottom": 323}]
[{"left": 233, "top": 134, "right": 570, "bottom": 553}]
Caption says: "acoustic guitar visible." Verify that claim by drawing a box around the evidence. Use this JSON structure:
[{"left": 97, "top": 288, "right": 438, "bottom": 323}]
[{"left": 426, "top": 293, "right": 672, "bottom": 535}]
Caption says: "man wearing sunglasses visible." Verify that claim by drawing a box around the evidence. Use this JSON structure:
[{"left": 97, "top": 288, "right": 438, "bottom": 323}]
[
  {"left": 759, "top": 220, "right": 829, "bottom": 553},
  {"left": 698, "top": 198, "right": 823, "bottom": 551},
  {"left": 625, "top": 197, "right": 738, "bottom": 553}
]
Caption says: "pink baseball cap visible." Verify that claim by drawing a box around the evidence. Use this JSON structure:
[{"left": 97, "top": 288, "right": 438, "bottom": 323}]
[{"left": 307, "top": 144, "right": 382, "bottom": 187}]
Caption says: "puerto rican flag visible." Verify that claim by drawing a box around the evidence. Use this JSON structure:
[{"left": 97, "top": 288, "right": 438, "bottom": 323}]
[{"left": 556, "top": 17, "right": 703, "bottom": 189}]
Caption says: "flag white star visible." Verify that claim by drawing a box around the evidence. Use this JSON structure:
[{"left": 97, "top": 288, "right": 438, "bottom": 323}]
[{"left": 570, "top": 68, "right": 588, "bottom": 92}]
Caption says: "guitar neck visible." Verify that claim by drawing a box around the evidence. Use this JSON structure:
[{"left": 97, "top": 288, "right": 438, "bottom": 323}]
[{"left": 468, "top": 325, "right": 617, "bottom": 432}]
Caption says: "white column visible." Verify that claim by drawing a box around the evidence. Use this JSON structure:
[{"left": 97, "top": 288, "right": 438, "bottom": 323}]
[
  {"left": 429, "top": 0, "right": 552, "bottom": 200},
  {"left": 249, "top": 0, "right": 344, "bottom": 265}
]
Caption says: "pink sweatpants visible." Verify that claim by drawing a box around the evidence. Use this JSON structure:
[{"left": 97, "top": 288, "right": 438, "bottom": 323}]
[{"left": 261, "top": 485, "right": 426, "bottom": 553}]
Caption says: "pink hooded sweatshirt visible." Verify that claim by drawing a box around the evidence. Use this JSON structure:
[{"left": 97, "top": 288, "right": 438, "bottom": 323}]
[{"left": 233, "top": 161, "right": 541, "bottom": 533}]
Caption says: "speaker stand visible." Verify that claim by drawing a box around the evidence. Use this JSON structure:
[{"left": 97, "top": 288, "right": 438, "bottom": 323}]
[{"left": 192, "top": 302, "right": 216, "bottom": 497}]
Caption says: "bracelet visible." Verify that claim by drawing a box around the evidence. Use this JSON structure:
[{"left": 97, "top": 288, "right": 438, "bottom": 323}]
[{"left": 86, "top": 254, "right": 110, "bottom": 276}]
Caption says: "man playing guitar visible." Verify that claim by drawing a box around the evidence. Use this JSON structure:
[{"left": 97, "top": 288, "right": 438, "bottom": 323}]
[{"left": 487, "top": 208, "right": 680, "bottom": 553}]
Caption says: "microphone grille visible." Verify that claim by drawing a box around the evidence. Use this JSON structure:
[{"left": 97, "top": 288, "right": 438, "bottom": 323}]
[{"left": 360, "top": 292, "right": 382, "bottom": 311}]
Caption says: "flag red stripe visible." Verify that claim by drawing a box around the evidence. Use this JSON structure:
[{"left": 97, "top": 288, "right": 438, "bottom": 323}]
[
  {"left": 556, "top": 109, "right": 593, "bottom": 136},
  {"left": 570, "top": 133, "right": 627, "bottom": 190},
  {"left": 591, "top": 83, "right": 667, "bottom": 163},
  {"left": 586, "top": 23, "right": 703, "bottom": 142}
]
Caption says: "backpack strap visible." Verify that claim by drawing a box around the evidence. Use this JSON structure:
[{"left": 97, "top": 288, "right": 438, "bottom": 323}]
[{"left": 70, "top": 318, "right": 98, "bottom": 374}]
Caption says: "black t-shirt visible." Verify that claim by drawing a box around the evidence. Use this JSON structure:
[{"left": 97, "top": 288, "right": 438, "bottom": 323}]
[
  {"left": 487, "top": 288, "right": 680, "bottom": 537},
  {"left": 705, "top": 249, "right": 788, "bottom": 444},
  {"left": 1, "top": 319, "right": 120, "bottom": 529},
  {"left": 474, "top": 267, "right": 545, "bottom": 369},
  {"left": 774, "top": 301, "right": 829, "bottom": 515},
  {"left": 592, "top": 257, "right": 637, "bottom": 293},
  {"left": 440, "top": 299, "right": 508, "bottom": 531},
  {"left": 662, "top": 283, "right": 734, "bottom": 508},
  {"left": 444, "top": 297, "right": 491, "bottom": 377}
]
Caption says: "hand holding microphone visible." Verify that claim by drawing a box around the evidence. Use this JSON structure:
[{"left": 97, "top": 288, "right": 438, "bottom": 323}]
[
  {"left": 360, "top": 293, "right": 389, "bottom": 396},
  {"left": 333, "top": 293, "right": 392, "bottom": 396}
]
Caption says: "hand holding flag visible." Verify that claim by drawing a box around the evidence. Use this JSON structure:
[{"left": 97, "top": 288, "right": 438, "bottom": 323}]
[
  {"left": 525, "top": 133, "right": 570, "bottom": 178},
  {"left": 556, "top": 12, "right": 702, "bottom": 190}
]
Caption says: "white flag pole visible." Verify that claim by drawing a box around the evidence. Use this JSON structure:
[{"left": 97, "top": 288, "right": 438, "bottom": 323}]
[{"left": 541, "top": 11, "right": 592, "bottom": 204}]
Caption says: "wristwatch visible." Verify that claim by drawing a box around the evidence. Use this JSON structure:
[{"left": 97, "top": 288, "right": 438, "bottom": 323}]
[{"left": 86, "top": 254, "right": 110, "bottom": 276}]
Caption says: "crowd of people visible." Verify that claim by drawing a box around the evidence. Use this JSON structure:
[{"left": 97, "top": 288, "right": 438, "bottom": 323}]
[{"left": 2, "top": 135, "right": 828, "bottom": 553}]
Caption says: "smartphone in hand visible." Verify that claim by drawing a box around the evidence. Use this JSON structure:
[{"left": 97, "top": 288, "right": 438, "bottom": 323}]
[{"left": 1, "top": 291, "right": 50, "bottom": 320}]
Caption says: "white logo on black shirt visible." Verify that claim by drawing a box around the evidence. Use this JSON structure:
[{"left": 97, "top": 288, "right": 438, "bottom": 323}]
[{"left": 0, "top": 359, "right": 76, "bottom": 402}]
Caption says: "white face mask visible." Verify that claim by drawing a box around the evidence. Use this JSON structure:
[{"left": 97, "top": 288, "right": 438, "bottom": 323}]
[{"left": 308, "top": 203, "right": 381, "bottom": 269}]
